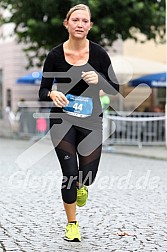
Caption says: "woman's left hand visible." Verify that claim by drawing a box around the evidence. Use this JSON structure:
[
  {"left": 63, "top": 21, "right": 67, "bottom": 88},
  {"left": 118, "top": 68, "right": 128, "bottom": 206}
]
[{"left": 81, "top": 71, "right": 98, "bottom": 85}]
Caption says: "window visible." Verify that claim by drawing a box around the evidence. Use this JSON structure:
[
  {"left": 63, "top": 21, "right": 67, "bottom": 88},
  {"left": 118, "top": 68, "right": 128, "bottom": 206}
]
[
  {"left": 6, "top": 88, "right": 12, "bottom": 108},
  {"left": 157, "top": 88, "right": 166, "bottom": 112}
]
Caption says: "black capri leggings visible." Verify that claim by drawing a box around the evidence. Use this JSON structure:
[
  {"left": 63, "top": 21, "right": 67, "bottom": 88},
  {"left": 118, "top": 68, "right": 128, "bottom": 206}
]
[{"left": 50, "top": 118, "right": 102, "bottom": 204}]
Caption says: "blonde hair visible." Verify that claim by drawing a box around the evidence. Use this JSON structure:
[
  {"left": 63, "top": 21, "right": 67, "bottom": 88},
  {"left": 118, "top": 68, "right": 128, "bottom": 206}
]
[{"left": 65, "top": 4, "right": 91, "bottom": 21}]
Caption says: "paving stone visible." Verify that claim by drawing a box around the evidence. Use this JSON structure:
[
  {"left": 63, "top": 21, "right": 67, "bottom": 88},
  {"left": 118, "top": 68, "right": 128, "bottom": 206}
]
[{"left": 0, "top": 138, "right": 167, "bottom": 251}]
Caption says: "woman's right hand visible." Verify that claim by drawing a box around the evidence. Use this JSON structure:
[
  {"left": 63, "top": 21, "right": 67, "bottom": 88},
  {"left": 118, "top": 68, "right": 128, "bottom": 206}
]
[{"left": 50, "top": 91, "right": 69, "bottom": 107}]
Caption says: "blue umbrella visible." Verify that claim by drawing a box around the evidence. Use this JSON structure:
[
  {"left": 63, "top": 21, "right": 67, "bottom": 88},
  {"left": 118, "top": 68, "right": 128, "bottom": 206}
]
[
  {"left": 17, "top": 71, "right": 42, "bottom": 84},
  {"left": 129, "top": 72, "right": 166, "bottom": 88}
]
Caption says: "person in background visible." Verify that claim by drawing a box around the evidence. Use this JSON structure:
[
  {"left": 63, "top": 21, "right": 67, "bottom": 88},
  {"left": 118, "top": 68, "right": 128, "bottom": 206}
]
[{"left": 100, "top": 90, "right": 110, "bottom": 112}]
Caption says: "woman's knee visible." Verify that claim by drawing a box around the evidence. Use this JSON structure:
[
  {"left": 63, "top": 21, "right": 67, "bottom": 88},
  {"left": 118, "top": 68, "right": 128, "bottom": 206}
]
[
  {"left": 62, "top": 174, "right": 78, "bottom": 190},
  {"left": 61, "top": 178, "right": 77, "bottom": 204}
]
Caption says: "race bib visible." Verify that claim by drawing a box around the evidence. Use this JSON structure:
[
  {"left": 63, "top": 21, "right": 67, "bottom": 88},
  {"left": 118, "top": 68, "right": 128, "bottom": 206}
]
[{"left": 63, "top": 94, "right": 93, "bottom": 117}]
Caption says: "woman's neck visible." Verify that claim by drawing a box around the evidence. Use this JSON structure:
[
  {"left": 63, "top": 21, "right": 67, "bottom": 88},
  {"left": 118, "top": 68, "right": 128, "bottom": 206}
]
[{"left": 65, "top": 38, "right": 89, "bottom": 51}]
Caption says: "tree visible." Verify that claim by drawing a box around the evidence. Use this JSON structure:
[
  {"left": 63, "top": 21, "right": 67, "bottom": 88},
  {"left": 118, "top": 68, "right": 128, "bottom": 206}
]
[{"left": 0, "top": 0, "right": 165, "bottom": 68}]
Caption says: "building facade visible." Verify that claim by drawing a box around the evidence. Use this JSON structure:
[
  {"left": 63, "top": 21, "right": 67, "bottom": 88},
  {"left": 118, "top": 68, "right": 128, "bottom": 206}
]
[{"left": 0, "top": 23, "right": 40, "bottom": 117}]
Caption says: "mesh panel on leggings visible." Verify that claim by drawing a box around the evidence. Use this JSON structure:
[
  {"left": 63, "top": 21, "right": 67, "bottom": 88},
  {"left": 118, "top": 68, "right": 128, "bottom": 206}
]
[{"left": 51, "top": 124, "right": 102, "bottom": 204}]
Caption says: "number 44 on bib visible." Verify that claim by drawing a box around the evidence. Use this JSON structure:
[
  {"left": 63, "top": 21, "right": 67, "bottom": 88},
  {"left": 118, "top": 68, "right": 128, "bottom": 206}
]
[{"left": 63, "top": 94, "right": 93, "bottom": 117}]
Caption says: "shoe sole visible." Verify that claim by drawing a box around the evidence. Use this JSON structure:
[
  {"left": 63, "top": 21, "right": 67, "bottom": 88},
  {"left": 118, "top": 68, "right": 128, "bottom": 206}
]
[
  {"left": 64, "top": 237, "right": 81, "bottom": 242},
  {"left": 76, "top": 202, "right": 86, "bottom": 207}
]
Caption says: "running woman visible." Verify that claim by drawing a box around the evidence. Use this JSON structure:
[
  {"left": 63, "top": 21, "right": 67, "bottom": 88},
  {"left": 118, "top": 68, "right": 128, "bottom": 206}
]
[{"left": 39, "top": 4, "right": 119, "bottom": 242}]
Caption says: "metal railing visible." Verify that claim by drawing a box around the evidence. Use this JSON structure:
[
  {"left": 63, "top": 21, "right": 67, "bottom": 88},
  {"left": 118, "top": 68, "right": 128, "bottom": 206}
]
[
  {"left": 1, "top": 106, "right": 166, "bottom": 147},
  {"left": 103, "top": 111, "right": 166, "bottom": 147},
  {"left": 0, "top": 106, "right": 50, "bottom": 138}
]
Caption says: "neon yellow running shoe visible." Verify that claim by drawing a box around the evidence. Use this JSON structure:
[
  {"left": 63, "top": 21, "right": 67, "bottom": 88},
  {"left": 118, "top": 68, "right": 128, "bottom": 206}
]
[
  {"left": 76, "top": 185, "right": 88, "bottom": 207},
  {"left": 64, "top": 221, "right": 81, "bottom": 242}
]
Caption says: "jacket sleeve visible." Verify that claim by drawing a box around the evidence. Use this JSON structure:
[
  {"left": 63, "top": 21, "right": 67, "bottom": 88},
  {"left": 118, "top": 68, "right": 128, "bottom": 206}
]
[
  {"left": 98, "top": 48, "right": 119, "bottom": 95},
  {"left": 38, "top": 51, "right": 55, "bottom": 101}
]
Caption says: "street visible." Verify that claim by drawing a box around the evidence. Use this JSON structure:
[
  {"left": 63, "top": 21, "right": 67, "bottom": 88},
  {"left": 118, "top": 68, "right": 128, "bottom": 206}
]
[{"left": 0, "top": 138, "right": 167, "bottom": 251}]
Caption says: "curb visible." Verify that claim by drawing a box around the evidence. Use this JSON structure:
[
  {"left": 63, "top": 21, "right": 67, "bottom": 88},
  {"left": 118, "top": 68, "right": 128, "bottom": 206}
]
[{"left": 102, "top": 147, "right": 167, "bottom": 161}]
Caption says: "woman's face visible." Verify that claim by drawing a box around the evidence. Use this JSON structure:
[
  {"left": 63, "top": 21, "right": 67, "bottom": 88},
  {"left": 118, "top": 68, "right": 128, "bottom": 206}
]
[{"left": 65, "top": 10, "right": 92, "bottom": 39}]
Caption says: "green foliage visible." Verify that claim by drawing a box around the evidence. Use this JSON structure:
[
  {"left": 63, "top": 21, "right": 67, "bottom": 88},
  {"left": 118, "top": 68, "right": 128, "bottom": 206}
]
[{"left": 0, "top": 0, "right": 165, "bottom": 68}]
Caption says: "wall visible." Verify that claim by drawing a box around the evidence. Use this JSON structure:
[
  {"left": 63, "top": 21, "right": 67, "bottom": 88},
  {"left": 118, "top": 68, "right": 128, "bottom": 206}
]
[
  {"left": 0, "top": 28, "right": 40, "bottom": 112},
  {"left": 124, "top": 37, "right": 165, "bottom": 63},
  {"left": 122, "top": 37, "right": 166, "bottom": 111}
]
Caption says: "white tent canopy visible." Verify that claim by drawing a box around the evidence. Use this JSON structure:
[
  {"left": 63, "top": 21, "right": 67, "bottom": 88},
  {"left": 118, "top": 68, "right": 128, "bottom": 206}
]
[{"left": 109, "top": 55, "right": 166, "bottom": 84}]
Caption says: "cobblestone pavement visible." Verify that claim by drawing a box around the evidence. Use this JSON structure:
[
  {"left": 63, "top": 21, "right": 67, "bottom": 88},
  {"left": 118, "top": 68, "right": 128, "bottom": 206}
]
[{"left": 0, "top": 138, "right": 167, "bottom": 252}]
